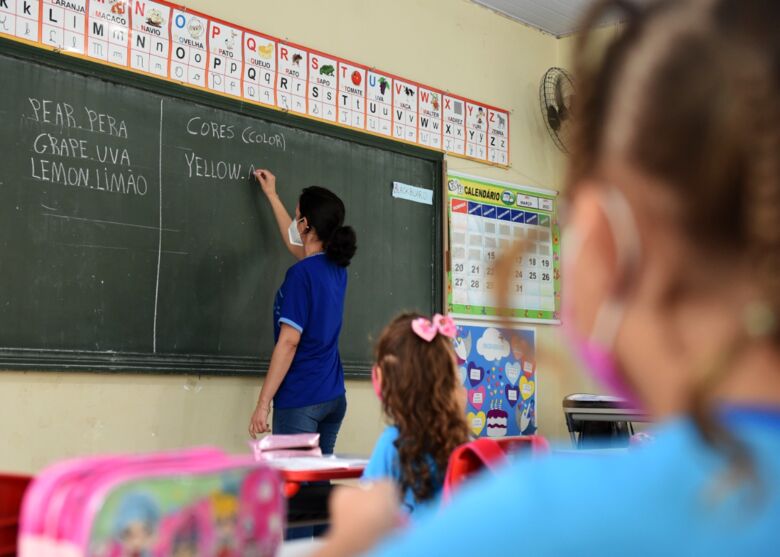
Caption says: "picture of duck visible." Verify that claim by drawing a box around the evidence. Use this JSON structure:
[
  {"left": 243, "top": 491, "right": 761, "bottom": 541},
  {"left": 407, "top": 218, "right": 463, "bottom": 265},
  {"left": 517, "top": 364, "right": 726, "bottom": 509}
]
[{"left": 224, "top": 31, "right": 238, "bottom": 51}]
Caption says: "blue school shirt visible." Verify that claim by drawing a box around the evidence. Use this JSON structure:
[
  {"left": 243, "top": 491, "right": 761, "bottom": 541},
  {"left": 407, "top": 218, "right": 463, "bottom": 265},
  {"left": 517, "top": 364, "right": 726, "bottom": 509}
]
[
  {"left": 362, "top": 426, "right": 441, "bottom": 515},
  {"left": 366, "top": 408, "right": 780, "bottom": 557},
  {"left": 273, "top": 253, "right": 346, "bottom": 409}
]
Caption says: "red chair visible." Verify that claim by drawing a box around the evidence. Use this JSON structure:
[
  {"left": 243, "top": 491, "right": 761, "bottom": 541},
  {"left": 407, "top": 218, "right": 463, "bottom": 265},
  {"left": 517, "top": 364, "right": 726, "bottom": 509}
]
[
  {"left": 0, "top": 474, "right": 32, "bottom": 557},
  {"left": 443, "top": 436, "right": 549, "bottom": 502}
]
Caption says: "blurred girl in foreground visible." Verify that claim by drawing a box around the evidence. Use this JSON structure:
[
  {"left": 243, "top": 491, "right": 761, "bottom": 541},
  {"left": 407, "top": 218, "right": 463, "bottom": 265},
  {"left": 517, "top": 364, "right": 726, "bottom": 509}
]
[{"left": 316, "top": 0, "right": 780, "bottom": 555}]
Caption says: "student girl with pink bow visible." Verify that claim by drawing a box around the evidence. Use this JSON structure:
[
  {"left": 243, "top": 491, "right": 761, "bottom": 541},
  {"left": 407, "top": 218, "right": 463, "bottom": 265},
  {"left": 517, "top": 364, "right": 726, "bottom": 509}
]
[{"left": 361, "top": 313, "right": 469, "bottom": 515}]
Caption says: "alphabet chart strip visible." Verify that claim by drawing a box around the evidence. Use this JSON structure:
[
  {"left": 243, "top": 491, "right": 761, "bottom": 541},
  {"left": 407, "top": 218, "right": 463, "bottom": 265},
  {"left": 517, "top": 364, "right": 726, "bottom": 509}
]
[
  {"left": 447, "top": 172, "right": 560, "bottom": 324},
  {"left": 0, "top": 0, "right": 510, "bottom": 168}
]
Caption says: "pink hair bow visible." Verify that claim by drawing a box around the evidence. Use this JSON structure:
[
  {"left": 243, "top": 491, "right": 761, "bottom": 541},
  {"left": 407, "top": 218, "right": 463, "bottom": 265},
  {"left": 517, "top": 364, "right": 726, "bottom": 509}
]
[{"left": 411, "top": 314, "right": 457, "bottom": 342}]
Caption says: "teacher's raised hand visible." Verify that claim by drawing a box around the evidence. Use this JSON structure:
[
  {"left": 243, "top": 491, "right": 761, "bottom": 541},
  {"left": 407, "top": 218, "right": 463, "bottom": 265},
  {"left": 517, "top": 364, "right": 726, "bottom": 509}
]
[
  {"left": 253, "top": 167, "right": 305, "bottom": 259},
  {"left": 254, "top": 168, "right": 277, "bottom": 198}
]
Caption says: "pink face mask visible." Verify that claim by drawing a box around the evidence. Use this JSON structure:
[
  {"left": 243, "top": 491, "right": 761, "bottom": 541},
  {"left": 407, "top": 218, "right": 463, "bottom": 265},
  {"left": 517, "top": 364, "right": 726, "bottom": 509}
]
[{"left": 561, "top": 187, "right": 643, "bottom": 408}]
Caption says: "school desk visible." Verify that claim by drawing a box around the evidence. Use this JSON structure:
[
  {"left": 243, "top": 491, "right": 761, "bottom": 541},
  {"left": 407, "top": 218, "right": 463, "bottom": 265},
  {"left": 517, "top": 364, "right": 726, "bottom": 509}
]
[
  {"left": 267, "top": 457, "right": 367, "bottom": 527},
  {"left": 563, "top": 393, "right": 650, "bottom": 447}
]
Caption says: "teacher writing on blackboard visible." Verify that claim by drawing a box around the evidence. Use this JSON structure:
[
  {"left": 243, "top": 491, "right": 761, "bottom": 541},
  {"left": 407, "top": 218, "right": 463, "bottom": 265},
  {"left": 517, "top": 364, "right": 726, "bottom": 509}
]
[{"left": 248, "top": 169, "right": 357, "bottom": 456}]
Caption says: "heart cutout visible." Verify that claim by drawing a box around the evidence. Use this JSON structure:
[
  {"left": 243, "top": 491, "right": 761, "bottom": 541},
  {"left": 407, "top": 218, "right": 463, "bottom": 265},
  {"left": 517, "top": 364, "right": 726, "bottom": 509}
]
[
  {"left": 469, "top": 386, "right": 486, "bottom": 411},
  {"left": 519, "top": 376, "right": 535, "bottom": 400},
  {"left": 504, "top": 385, "right": 519, "bottom": 407},
  {"left": 467, "top": 362, "right": 485, "bottom": 387},
  {"left": 467, "top": 411, "right": 485, "bottom": 436},
  {"left": 458, "top": 366, "right": 467, "bottom": 385},
  {"left": 504, "top": 361, "right": 521, "bottom": 386}
]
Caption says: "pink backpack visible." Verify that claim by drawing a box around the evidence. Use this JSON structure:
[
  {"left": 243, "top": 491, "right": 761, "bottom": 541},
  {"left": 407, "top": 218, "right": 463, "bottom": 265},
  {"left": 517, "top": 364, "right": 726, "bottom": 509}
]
[{"left": 18, "top": 448, "right": 285, "bottom": 557}]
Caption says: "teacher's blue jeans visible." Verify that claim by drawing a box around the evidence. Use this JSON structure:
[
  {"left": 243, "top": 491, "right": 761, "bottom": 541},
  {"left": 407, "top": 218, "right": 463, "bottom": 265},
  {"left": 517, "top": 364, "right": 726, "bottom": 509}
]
[
  {"left": 273, "top": 394, "right": 347, "bottom": 539},
  {"left": 272, "top": 394, "right": 347, "bottom": 455}
]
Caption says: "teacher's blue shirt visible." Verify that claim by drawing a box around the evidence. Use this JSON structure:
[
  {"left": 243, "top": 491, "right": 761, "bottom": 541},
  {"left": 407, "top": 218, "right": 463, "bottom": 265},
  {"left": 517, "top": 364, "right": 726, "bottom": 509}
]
[
  {"left": 365, "top": 408, "right": 780, "bottom": 557},
  {"left": 273, "top": 253, "right": 346, "bottom": 409}
]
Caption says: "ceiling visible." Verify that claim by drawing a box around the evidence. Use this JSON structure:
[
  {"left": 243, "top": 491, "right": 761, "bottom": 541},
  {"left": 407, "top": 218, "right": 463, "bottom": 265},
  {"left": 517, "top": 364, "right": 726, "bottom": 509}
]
[{"left": 472, "top": 0, "right": 624, "bottom": 37}]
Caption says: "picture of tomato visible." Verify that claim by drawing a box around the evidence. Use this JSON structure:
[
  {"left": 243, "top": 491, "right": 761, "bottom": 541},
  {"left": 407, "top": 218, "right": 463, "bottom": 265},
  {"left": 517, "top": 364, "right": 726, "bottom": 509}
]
[{"left": 351, "top": 70, "right": 362, "bottom": 86}]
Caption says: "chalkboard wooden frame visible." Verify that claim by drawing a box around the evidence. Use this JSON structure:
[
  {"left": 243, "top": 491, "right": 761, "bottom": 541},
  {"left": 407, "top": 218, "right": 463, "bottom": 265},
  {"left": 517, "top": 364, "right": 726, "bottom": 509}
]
[{"left": 0, "top": 38, "right": 443, "bottom": 378}]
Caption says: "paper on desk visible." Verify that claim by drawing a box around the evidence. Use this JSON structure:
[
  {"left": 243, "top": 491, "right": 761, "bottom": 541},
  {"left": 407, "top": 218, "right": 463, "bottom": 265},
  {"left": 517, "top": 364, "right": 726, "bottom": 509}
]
[{"left": 265, "top": 456, "right": 368, "bottom": 471}]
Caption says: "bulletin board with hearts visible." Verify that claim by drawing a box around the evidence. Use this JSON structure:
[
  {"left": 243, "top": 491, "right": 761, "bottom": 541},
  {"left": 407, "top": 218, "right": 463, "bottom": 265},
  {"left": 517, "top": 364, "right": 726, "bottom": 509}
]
[{"left": 454, "top": 321, "right": 537, "bottom": 438}]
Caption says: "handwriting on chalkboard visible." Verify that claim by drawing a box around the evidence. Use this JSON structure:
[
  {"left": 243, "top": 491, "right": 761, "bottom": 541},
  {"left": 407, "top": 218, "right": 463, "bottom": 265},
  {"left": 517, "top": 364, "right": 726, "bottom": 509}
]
[
  {"left": 185, "top": 117, "right": 286, "bottom": 150},
  {"left": 26, "top": 97, "right": 149, "bottom": 196},
  {"left": 185, "top": 152, "right": 243, "bottom": 180},
  {"left": 182, "top": 116, "right": 286, "bottom": 181}
]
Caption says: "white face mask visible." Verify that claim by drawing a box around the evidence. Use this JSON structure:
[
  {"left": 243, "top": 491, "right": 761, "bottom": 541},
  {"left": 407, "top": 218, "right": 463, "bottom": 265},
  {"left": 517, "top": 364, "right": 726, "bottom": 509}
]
[{"left": 288, "top": 219, "right": 304, "bottom": 246}]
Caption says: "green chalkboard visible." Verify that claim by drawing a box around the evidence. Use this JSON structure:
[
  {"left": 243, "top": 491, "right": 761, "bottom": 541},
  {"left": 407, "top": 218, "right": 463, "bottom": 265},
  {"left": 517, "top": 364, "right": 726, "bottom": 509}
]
[{"left": 0, "top": 40, "right": 442, "bottom": 376}]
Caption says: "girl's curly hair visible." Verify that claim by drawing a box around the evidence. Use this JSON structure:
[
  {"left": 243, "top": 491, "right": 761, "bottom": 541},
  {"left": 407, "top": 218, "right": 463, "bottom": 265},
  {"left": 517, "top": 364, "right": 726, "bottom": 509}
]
[{"left": 375, "top": 313, "right": 470, "bottom": 504}]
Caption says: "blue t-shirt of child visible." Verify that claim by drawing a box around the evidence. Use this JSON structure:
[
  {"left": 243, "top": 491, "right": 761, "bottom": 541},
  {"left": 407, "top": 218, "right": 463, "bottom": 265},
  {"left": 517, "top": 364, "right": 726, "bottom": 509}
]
[
  {"left": 273, "top": 253, "right": 347, "bottom": 409},
  {"left": 365, "top": 408, "right": 780, "bottom": 557},
  {"left": 362, "top": 426, "right": 442, "bottom": 515}
]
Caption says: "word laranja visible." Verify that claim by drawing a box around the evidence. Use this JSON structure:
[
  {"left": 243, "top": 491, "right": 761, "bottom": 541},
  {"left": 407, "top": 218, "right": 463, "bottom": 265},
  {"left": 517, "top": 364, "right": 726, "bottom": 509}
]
[{"left": 0, "top": 0, "right": 510, "bottom": 166}]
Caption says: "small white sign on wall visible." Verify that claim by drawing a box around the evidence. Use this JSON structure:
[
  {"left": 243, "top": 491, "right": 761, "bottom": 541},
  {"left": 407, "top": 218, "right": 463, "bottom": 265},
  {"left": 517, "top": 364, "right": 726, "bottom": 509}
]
[{"left": 392, "top": 181, "right": 433, "bottom": 205}]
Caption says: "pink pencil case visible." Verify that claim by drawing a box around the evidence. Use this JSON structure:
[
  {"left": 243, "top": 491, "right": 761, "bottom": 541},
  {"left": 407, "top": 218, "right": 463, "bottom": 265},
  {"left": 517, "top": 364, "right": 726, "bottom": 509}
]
[
  {"left": 254, "top": 448, "right": 324, "bottom": 460},
  {"left": 19, "top": 448, "right": 285, "bottom": 557},
  {"left": 249, "top": 433, "right": 322, "bottom": 462},
  {"left": 254, "top": 433, "right": 320, "bottom": 451}
]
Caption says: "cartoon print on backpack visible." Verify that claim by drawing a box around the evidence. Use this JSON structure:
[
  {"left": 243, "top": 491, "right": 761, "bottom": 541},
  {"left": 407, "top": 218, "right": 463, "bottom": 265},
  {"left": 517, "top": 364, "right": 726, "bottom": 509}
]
[
  {"left": 171, "top": 513, "right": 199, "bottom": 557},
  {"left": 154, "top": 500, "right": 213, "bottom": 557},
  {"left": 110, "top": 492, "right": 160, "bottom": 557},
  {"left": 211, "top": 492, "right": 240, "bottom": 557},
  {"left": 236, "top": 470, "right": 284, "bottom": 557}
]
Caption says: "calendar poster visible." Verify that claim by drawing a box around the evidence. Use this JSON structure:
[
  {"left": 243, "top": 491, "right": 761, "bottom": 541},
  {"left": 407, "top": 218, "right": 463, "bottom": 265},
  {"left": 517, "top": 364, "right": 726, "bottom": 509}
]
[
  {"left": 447, "top": 172, "right": 560, "bottom": 323},
  {"left": 454, "top": 322, "right": 537, "bottom": 437}
]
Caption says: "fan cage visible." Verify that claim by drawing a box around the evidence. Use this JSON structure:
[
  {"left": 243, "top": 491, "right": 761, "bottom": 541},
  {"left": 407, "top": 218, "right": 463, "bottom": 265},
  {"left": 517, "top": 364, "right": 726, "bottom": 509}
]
[{"left": 539, "top": 67, "right": 573, "bottom": 154}]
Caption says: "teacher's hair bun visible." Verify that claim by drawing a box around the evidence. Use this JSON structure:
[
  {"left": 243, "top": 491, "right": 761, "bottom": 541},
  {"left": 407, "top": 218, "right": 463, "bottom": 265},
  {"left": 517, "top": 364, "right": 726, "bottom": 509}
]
[{"left": 327, "top": 225, "right": 357, "bottom": 267}]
